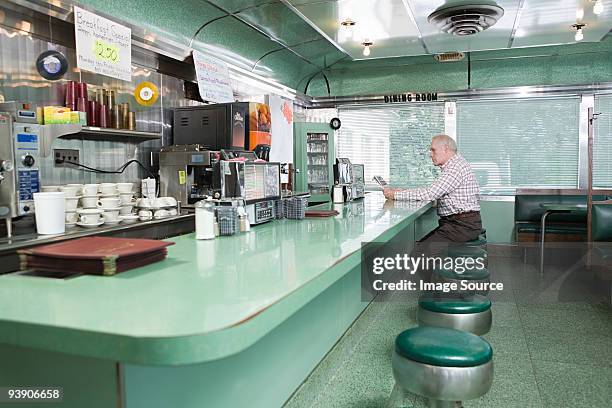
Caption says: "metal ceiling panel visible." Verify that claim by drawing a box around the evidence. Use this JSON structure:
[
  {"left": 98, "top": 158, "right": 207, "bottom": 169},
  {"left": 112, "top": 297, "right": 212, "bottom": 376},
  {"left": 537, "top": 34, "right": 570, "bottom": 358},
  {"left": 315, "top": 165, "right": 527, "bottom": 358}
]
[
  {"left": 284, "top": 0, "right": 427, "bottom": 59},
  {"left": 511, "top": 0, "right": 612, "bottom": 48},
  {"left": 285, "top": 0, "right": 612, "bottom": 59}
]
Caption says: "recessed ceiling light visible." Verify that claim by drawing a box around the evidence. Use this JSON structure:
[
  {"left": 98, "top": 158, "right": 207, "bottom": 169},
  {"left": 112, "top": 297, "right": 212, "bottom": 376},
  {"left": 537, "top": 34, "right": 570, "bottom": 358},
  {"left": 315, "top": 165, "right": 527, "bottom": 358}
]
[
  {"left": 572, "top": 23, "right": 586, "bottom": 41},
  {"left": 592, "top": 0, "right": 604, "bottom": 15},
  {"left": 361, "top": 40, "right": 373, "bottom": 57}
]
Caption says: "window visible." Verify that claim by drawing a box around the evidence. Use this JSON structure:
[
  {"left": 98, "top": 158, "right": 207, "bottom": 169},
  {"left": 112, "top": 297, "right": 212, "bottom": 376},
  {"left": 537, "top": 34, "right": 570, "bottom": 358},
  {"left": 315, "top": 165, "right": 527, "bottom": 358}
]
[
  {"left": 456, "top": 97, "right": 581, "bottom": 195},
  {"left": 337, "top": 105, "right": 445, "bottom": 188},
  {"left": 594, "top": 94, "right": 612, "bottom": 188}
]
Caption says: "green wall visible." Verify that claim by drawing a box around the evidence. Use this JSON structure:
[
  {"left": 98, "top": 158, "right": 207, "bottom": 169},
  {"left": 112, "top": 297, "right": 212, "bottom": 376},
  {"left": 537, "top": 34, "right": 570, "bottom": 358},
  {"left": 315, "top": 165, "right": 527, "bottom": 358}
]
[
  {"left": 480, "top": 200, "right": 515, "bottom": 243},
  {"left": 307, "top": 38, "right": 612, "bottom": 96}
]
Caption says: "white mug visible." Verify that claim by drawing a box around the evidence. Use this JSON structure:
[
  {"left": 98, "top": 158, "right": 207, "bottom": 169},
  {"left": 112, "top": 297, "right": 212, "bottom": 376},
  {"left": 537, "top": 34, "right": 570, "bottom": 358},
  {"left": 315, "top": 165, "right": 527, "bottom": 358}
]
[
  {"left": 138, "top": 210, "right": 153, "bottom": 221},
  {"left": 103, "top": 209, "right": 121, "bottom": 222},
  {"left": 80, "top": 195, "right": 99, "bottom": 208},
  {"left": 99, "top": 183, "right": 117, "bottom": 195},
  {"left": 65, "top": 211, "right": 78, "bottom": 223},
  {"left": 98, "top": 197, "right": 121, "bottom": 209},
  {"left": 154, "top": 209, "right": 169, "bottom": 219},
  {"left": 59, "top": 185, "right": 80, "bottom": 197},
  {"left": 78, "top": 209, "right": 103, "bottom": 224},
  {"left": 116, "top": 182, "right": 134, "bottom": 193},
  {"left": 119, "top": 205, "right": 134, "bottom": 215},
  {"left": 82, "top": 184, "right": 99, "bottom": 196},
  {"left": 119, "top": 192, "right": 134, "bottom": 205}
]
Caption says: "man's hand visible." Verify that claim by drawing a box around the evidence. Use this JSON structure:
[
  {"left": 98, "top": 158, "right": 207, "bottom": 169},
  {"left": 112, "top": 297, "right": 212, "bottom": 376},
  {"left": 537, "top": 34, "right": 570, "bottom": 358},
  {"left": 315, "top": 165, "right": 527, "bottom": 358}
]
[{"left": 383, "top": 187, "right": 398, "bottom": 200}]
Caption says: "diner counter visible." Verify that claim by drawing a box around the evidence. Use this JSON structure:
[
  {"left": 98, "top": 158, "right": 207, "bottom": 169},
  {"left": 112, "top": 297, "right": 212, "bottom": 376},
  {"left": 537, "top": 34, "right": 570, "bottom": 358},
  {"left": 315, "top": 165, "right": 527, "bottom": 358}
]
[{"left": 0, "top": 193, "right": 432, "bottom": 365}]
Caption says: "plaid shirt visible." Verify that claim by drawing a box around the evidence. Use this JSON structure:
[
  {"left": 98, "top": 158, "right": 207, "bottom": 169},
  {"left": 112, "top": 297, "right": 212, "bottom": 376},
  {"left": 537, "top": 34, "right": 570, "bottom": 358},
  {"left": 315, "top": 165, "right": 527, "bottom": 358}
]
[{"left": 394, "top": 154, "right": 480, "bottom": 217}]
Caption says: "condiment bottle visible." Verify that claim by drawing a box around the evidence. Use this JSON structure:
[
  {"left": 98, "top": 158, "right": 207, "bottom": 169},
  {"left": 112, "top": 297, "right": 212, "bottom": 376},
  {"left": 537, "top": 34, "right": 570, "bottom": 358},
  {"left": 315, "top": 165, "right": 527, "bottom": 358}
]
[{"left": 195, "top": 198, "right": 215, "bottom": 240}]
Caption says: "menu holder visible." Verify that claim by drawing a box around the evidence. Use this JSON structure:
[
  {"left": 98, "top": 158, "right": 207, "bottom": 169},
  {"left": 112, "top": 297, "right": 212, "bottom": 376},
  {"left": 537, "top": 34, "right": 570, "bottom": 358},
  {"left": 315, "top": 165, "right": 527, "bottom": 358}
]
[{"left": 18, "top": 236, "right": 174, "bottom": 276}]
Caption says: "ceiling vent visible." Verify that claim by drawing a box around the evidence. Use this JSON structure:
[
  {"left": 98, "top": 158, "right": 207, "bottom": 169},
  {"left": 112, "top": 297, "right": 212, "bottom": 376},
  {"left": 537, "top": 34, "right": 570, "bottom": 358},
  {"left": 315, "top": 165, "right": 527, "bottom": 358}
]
[
  {"left": 428, "top": 3, "right": 504, "bottom": 36},
  {"left": 434, "top": 52, "right": 465, "bottom": 62}
]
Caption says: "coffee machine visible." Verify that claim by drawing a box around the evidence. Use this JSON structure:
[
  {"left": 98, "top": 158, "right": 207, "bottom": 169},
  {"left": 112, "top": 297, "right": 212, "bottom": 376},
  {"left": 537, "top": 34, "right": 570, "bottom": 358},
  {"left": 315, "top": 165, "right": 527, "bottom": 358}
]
[
  {"left": 351, "top": 164, "right": 365, "bottom": 200},
  {"left": 0, "top": 102, "right": 42, "bottom": 236},
  {"left": 159, "top": 145, "right": 221, "bottom": 209}
]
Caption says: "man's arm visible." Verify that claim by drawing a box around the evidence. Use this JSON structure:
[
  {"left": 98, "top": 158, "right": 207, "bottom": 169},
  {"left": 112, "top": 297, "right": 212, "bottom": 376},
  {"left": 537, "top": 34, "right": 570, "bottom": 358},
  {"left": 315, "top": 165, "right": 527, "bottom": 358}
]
[{"left": 389, "top": 166, "right": 462, "bottom": 201}]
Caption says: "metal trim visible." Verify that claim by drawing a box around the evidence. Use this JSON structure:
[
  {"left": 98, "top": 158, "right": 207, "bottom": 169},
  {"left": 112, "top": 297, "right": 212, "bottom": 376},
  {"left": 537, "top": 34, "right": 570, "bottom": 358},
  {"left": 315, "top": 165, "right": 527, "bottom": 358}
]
[
  {"left": 579, "top": 95, "right": 595, "bottom": 189},
  {"left": 417, "top": 307, "right": 492, "bottom": 336},
  {"left": 310, "top": 83, "right": 612, "bottom": 108}
]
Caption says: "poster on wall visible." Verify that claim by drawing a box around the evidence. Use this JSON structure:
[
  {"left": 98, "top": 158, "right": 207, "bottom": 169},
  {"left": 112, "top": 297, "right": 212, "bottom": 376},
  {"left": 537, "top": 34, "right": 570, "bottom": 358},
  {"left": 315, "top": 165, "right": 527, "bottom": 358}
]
[
  {"left": 73, "top": 6, "right": 132, "bottom": 82},
  {"left": 193, "top": 50, "right": 234, "bottom": 103},
  {"left": 267, "top": 95, "right": 294, "bottom": 164}
]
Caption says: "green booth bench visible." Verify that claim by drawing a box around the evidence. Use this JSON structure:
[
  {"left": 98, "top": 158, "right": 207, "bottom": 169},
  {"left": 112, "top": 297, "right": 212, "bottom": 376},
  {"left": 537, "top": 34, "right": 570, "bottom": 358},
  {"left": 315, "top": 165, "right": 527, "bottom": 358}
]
[
  {"left": 514, "top": 190, "right": 611, "bottom": 243},
  {"left": 0, "top": 194, "right": 437, "bottom": 408},
  {"left": 591, "top": 202, "right": 612, "bottom": 304}
]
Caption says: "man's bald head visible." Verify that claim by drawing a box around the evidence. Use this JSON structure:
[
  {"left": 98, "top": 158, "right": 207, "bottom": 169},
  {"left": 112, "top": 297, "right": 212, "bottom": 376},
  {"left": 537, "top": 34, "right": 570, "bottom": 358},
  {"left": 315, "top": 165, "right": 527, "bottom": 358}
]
[{"left": 429, "top": 134, "right": 457, "bottom": 166}]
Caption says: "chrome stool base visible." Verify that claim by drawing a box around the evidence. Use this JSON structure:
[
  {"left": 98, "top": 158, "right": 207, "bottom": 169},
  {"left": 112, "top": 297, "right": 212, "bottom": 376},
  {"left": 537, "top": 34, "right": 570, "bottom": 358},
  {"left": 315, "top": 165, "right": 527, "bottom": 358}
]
[
  {"left": 417, "top": 306, "right": 492, "bottom": 335},
  {"left": 390, "top": 351, "right": 493, "bottom": 407}
]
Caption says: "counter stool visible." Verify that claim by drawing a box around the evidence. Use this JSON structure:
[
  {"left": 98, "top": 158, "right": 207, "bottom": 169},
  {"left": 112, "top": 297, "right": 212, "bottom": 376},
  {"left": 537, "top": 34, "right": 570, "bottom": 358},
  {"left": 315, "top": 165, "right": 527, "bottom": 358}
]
[
  {"left": 417, "top": 293, "right": 492, "bottom": 335},
  {"left": 465, "top": 235, "right": 487, "bottom": 249},
  {"left": 433, "top": 267, "right": 491, "bottom": 296},
  {"left": 390, "top": 327, "right": 493, "bottom": 408},
  {"left": 445, "top": 245, "right": 488, "bottom": 261}
]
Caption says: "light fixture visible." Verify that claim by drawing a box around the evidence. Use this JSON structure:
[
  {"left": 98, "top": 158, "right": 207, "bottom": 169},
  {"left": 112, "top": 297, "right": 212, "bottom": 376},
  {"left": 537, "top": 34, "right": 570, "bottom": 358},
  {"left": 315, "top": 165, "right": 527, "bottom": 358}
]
[
  {"left": 361, "top": 40, "right": 373, "bottom": 56},
  {"left": 340, "top": 17, "right": 356, "bottom": 33},
  {"left": 592, "top": 0, "right": 604, "bottom": 15},
  {"left": 572, "top": 23, "right": 585, "bottom": 41}
]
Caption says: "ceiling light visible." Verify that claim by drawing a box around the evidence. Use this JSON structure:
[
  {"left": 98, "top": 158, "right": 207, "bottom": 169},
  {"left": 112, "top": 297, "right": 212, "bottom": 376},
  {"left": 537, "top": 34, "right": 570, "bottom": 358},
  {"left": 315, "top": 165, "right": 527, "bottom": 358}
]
[
  {"left": 340, "top": 18, "right": 356, "bottom": 38},
  {"left": 572, "top": 23, "right": 585, "bottom": 41},
  {"left": 361, "top": 40, "right": 373, "bottom": 57},
  {"left": 593, "top": 0, "right": 604, "bottom": 15}
]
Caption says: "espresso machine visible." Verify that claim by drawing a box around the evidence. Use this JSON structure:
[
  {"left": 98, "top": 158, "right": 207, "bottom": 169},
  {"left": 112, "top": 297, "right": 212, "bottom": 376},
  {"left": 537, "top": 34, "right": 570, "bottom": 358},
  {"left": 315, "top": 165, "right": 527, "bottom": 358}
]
[
  {"left": 351, "top": 164, "right": 365, "bottom": 200},
  {"left": 159, "top": 145, "right": 221, "bottom": 209},
  {"left": 0, "top": 102, "right": 42, "bottom": 237}
]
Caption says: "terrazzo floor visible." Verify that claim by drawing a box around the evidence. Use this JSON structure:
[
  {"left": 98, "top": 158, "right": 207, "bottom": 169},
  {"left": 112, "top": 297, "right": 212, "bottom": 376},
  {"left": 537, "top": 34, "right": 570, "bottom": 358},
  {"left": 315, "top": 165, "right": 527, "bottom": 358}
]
[{"left": 283, "top": 252, "right": 612, "bottom": 408}]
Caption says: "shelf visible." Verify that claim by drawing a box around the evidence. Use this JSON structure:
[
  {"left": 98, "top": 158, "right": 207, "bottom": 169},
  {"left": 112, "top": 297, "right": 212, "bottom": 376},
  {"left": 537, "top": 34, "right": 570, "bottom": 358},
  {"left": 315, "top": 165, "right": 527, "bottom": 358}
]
[{"left": 38, "top": 124, "right": 162, "bottom": 157}]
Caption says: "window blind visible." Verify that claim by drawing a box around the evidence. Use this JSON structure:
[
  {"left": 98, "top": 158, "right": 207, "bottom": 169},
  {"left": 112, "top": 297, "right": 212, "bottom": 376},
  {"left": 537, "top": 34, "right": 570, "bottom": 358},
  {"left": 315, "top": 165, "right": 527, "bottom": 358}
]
[
  {"left": 456, "top": 97, "right": 580, "bottom": 195},
  {"left": 337, "top": 105, "right": 445, "bottom": 188},
  {"left": 594, "top": 94, "right": 612, "bottom": 188}
]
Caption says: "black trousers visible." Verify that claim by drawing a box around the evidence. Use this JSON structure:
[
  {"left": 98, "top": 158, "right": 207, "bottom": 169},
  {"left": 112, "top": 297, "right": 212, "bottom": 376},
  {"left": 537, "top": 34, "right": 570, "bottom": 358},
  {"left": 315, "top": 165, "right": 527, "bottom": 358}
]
[{"left": 411, "top": 212, "right": 482, "bottom": 281}]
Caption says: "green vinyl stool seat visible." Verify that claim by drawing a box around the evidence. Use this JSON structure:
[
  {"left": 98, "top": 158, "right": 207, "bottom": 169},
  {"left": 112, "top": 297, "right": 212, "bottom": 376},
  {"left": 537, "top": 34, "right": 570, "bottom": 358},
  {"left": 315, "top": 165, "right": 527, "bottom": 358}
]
[
  {"left": 446, "top": 245, "right": 488, "bottom": 260},
  {"left": 390, "top": 327, "right": 494, "bottom": 408},
  {"left": 417, "top": 294, "right": 492, "bottom": 335},
  {"left": 435, "top": 267, "right": 490, "bottom": 281},
  {"left": 433, "top": 267, "right": 491, "bottom": 296}
]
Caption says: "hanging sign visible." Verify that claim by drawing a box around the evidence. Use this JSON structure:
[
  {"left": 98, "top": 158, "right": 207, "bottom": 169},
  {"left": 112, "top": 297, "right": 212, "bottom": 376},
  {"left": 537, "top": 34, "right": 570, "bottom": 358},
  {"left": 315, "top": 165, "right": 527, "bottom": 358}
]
[
  {"left": 74, "top": 6, "right": 132, "bottom": 81},
  {"left": 384, "top": 93, "right": 438, "bottom": 103},
  {"left": 192, "top": 50, "right": 234, "bottom": 103}
]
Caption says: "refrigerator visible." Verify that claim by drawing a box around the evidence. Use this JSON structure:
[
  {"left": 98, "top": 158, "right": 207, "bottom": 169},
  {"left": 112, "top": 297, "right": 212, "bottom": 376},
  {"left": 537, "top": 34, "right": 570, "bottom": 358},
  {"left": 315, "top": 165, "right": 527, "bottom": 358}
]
[{"left": 294, "top": 122, "right": 335, "bottom": 204}]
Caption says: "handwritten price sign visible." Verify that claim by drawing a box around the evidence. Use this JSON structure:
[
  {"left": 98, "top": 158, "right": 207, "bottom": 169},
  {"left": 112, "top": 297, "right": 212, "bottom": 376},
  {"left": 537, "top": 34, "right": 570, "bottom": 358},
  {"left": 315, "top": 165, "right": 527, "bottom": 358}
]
[
  {"left": 93, "top": 40, "right": 120, "bottom": 63},
  {"left": 74, "top": 6, "right": 131, "bottom": 81}
]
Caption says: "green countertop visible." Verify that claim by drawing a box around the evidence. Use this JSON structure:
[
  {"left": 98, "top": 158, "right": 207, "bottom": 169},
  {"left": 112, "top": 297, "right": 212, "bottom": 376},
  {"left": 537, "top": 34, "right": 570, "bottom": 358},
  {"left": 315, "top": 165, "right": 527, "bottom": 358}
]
[{"left": 0, "top": 193, "right": 431, "bottom": 365}]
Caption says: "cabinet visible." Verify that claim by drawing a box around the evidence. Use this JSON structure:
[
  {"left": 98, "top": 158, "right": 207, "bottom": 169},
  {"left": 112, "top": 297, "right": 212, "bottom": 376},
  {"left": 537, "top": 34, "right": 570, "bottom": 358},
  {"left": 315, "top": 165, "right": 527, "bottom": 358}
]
[{"left": 294, "top": 122, "right": 335, "bottom": 204}]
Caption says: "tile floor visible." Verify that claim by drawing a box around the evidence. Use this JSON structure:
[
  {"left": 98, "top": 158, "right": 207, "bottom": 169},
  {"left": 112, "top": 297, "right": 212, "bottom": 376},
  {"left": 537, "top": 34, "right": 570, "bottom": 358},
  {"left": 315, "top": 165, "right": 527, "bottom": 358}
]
[{"left": 284, "top": 253, "right": 612, "bottom": 408}]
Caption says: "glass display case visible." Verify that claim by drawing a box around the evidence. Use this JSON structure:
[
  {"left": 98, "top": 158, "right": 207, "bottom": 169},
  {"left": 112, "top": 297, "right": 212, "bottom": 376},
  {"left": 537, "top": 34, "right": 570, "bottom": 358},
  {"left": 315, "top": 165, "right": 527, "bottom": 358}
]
[{"left": 294, "top": 122, "right": 335, "bottom": 204}]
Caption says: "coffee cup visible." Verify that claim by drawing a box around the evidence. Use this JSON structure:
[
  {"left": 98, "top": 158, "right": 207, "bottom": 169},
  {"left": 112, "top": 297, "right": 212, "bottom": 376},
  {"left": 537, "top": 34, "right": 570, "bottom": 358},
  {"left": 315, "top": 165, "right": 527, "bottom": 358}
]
[
  {"left": 80, "top": 195, "right": 98, "bottom": 208},
  {"left": 103, "top": 209, "right": 121, "bottom": 223},
  {"left": 59, "top": 185, "right": 80, "bottom": 197},
  {"left": 65, "top": 211, "right": 78, "bottom": 223},
  {"left": 154, "top": 209, "right": 169, "bottom": 219},
  {"left": 168, "top": 208, "right": 178, "bottom": 216},
  {"left": 99, "top": 183, "right": 117, "bottom": 195},
  {"left": 119, "top": 204, "right": 134, "bottom": 215},
  {"left": 77, "top": 208, "right": 103, "bottom": 224},
  {"left": 116, "top": 182, "right": 133, "bottom": 193},
  {"left": 82, "top": 184, "right": 99, "bottom": 196},
  {"left": 98, "top": 197, "right": 121, "bottom": 209},
  {"left": 41, "top": 186, "right": 60, "bottom": 192},
  {"left": 65, "top": 196, "right": 79, "bottom": 211},
  {"left": 138, "top": 210, "right": 152, "bottom": 221},
  {"left": 119, "top": 192, "right": 134, "bottom": 205}
]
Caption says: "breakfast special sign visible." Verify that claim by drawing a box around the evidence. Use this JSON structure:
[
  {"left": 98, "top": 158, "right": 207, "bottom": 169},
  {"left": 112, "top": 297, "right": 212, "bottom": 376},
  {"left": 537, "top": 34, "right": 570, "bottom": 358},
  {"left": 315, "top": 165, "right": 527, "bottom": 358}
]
[{"left": 74, "top": 6, "right": 132, "bottom": 81}]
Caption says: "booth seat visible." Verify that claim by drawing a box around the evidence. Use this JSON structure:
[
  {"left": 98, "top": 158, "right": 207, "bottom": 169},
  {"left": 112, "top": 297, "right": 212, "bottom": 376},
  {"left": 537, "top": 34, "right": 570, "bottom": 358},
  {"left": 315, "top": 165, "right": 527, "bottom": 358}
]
[
  {"left": 591, "top": 202, "right": 612, "bottom": 303},
  {"left": 514, "top": 193, "right": 609, "bottom": 243}
]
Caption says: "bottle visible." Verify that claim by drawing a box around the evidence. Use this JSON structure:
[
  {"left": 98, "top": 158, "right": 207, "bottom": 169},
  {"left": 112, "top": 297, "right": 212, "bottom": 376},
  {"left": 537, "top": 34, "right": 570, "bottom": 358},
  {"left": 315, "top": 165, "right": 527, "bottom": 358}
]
[{"left": 195, "top": 198, "right": 215, "bottom": 240}]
